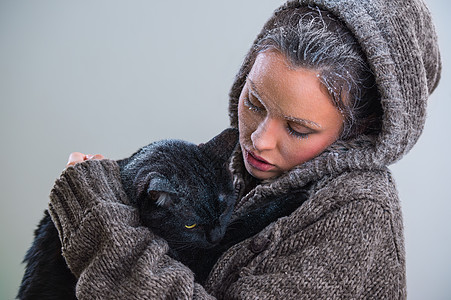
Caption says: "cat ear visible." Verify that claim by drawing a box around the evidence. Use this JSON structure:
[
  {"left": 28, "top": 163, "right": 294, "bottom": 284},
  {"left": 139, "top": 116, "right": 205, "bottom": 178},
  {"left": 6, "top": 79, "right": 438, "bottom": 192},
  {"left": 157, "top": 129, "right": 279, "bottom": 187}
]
[
  {"left": 147, "top": 174, "right": 176, "bottom": 193},
  {"left": 199, "top": 128, "right": 239, "bottom": 162},
  {"left": 153, "top": 192, "right": 172, "bottom": 207},
  {"left": 147, "top": 175, "right": 177, "bottom": 207}
]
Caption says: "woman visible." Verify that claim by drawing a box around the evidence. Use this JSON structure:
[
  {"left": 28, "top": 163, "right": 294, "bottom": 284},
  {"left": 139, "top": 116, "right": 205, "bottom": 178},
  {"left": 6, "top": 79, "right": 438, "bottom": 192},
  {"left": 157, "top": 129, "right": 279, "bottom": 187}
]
[{"left": 50, "top": 0, "right": 441, "bottom": 298}]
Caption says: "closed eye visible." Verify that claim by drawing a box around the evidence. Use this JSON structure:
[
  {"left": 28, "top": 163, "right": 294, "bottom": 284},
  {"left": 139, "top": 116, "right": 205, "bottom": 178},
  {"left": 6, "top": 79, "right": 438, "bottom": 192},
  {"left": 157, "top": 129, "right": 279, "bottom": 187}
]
[
  {"left": 243, "top": 86, "right": 266, "bottom": 114},
  {"left": 286, "top": 123, "right": 311, "bottom": 140},
  {"left": 244, "top": 97, "right": 264, "bottom": 113},
  {"left": 185, "top": 223, "right": 197, "bottom": 229}
]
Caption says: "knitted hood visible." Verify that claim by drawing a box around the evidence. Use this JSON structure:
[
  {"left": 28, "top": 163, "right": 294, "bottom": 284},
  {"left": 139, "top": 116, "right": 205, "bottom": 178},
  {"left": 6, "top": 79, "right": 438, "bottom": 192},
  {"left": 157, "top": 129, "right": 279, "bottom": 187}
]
[{"left": 228, "top": 0, "right": 441, "bottom": 191}]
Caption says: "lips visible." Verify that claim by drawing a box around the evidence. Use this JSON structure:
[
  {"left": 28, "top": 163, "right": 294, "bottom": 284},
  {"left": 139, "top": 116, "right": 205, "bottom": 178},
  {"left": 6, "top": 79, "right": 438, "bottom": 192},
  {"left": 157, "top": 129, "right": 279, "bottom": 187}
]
[{"left": 245, "top": 150, "right": 274, "bottom": 172}]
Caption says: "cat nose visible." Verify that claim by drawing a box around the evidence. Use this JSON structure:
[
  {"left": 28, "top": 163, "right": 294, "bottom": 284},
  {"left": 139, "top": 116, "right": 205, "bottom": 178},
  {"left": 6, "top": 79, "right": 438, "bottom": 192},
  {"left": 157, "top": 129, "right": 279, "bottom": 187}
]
[{"left": 207, "top": 227, "right": 224, "bottom": 245}]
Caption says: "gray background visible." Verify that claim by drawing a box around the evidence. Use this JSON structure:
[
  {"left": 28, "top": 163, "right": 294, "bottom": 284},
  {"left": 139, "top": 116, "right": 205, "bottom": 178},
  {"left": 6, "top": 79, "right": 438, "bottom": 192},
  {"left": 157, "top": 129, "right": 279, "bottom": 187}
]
[{"left": 1, "top": 0, "right": 449, "bottom": 299}]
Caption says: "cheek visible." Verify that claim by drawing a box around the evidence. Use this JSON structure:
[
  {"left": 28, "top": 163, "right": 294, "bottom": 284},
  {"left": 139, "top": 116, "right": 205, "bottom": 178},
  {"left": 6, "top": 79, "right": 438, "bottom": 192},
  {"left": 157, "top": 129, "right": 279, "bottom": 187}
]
[
  {"left": 238, "top": 100, "right": 257, "bottom": 144},
  {"left": 237, "top": 101, "right": 247, "bottom": 143},
  {"left": 282, "top": 136, "right": 336, "bottom": 169}
]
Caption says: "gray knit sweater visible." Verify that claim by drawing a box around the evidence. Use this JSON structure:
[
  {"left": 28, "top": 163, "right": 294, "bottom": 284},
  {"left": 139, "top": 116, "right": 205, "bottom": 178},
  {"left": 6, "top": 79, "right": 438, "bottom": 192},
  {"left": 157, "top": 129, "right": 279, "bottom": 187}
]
[{"left": 48, "top": 0, "right": 441, "bottom": 299}]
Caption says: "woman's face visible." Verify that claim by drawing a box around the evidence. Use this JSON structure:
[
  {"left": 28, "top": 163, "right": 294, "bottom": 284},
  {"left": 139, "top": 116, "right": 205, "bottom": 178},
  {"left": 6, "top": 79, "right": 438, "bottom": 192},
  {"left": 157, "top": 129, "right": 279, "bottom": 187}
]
[{"left": 238, "top": 51, "right": 344, "bottom": 180}]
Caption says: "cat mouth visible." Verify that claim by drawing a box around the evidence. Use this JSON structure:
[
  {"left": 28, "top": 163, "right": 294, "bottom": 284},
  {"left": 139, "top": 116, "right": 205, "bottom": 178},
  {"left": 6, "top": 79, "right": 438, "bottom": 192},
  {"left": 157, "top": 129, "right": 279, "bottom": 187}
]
[{"left": 203, "top": 242, "right": 219, "bottom": 249}]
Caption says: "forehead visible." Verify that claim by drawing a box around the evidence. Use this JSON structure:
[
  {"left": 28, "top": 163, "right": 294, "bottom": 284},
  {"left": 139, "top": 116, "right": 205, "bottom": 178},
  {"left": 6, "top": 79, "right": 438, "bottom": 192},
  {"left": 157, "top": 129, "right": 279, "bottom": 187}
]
[
  {"left": 247, "top": 51, "right": 342, "bottom": 127},
  {"left": 248, "top": 50, "right": 327, "bottom": 102}
]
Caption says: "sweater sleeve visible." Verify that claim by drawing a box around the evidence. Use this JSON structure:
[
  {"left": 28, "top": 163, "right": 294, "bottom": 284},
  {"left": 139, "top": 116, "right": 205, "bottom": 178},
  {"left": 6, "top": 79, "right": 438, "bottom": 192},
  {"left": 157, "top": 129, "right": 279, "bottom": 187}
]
[{"left": 48, "top": 159, "right": 214, "bottom": 300}]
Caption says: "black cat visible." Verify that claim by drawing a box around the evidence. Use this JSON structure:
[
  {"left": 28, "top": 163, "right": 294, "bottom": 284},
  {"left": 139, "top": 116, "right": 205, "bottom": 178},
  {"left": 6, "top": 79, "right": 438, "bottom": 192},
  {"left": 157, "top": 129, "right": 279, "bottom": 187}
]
[
  {"left": 117, "top": 128, "right": 240, "bottom": 280},
  {"left": 18, "top": 128, "right": 308, "bottom": 299}
]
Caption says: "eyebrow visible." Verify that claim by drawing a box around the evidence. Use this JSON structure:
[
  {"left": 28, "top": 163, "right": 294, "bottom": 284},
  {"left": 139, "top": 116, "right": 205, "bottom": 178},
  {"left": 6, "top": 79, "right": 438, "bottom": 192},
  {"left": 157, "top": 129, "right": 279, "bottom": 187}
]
[
  {"left": 247, "top": 78, "right": 322, "bottom": 130},
  {"left": 284, "top": 116, "right": 322, "bottom": 130}
]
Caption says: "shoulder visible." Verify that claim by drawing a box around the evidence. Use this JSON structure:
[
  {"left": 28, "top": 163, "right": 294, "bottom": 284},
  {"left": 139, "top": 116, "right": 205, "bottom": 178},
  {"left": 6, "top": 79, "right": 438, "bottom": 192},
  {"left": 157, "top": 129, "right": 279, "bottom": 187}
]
[
  {"left": 311, "top": 168, "right": 399, "bottom": 211},
  {"left": 273, "top": 169, "right": 405, "bottom": 260},
  {"left": 275, "top": 168, "right": 403, "bottom": 237}
]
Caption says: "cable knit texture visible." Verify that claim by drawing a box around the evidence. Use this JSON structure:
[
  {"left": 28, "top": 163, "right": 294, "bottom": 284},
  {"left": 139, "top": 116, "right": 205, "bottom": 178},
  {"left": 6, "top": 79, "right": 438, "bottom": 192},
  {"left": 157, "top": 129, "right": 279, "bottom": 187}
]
[{"left": 48, "top": 0, "right": 440, "bottom": 299}]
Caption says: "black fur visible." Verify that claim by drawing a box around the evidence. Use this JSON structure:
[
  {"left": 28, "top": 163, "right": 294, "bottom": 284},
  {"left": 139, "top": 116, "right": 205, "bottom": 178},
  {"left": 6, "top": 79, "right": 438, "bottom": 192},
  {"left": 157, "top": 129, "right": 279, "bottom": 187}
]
[
  {"left": 17, "top": 211, "right": 77, "bottom": 299},
  {"left": 117, "top": 128, "right": 241, "bottom": 282},
  {"left": 18, "top": 128, "right": 308, "bottom": 298}
]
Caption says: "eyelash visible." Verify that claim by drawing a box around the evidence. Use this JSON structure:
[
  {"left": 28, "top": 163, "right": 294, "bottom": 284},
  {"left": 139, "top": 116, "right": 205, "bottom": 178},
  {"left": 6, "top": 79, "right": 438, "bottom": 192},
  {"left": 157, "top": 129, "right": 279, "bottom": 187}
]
[
  {"left": 244, "top": 97, "right": 264, "bottom": 113},
  {"left": 244, "top": 95, "right": 310, "bottom": 140},
  {"left": 286, "top": 124, "right": 310, "bottom": 140}
]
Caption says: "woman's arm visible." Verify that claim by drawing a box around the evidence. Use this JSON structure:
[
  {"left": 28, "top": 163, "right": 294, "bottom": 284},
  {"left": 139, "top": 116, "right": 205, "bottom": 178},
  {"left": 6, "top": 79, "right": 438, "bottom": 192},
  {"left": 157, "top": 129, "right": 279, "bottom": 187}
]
[{"left": 48, "top": 158, "right": 214, "bottom": 299}]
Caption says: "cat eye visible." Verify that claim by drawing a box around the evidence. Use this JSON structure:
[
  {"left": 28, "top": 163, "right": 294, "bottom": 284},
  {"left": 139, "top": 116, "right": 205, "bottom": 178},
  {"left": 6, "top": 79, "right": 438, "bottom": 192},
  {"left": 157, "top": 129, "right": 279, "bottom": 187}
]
[{"left": 185, "top": 223, "right": 197, "bottom": 229}]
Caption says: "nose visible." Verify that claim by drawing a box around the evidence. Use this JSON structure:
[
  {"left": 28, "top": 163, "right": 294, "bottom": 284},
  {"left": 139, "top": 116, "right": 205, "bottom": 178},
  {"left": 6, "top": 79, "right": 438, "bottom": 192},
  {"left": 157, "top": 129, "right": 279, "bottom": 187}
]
[
  {"left": 251, "top": 117, "right": 278, "bottom": 152},
  {"left": 206, "top": 226, "right": 225, "bottom": 245}
]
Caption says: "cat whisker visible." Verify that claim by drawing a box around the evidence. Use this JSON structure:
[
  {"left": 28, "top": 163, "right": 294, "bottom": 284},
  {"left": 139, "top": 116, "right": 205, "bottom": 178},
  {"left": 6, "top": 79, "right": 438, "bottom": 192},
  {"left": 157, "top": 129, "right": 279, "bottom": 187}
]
[
  {"left": 225, "top": 221, "right": 244, "bottom": 231},
  {"left": 172, "top": 244, "right": 196, "bottom": 252}
]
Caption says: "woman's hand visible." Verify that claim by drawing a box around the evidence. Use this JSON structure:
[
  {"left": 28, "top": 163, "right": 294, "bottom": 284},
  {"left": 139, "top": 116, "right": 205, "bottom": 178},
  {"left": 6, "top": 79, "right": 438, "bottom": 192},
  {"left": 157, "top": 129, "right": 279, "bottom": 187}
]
[{"left": 66, "top": 152, "right": 105, "bottom": 168}]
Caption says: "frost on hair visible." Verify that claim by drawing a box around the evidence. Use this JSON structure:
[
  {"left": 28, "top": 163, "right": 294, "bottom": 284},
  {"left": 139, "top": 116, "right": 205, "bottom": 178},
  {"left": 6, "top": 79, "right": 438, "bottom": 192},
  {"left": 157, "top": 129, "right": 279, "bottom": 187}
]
[{"left": 253, "top": 5, "right": 382, "bottom": 140}]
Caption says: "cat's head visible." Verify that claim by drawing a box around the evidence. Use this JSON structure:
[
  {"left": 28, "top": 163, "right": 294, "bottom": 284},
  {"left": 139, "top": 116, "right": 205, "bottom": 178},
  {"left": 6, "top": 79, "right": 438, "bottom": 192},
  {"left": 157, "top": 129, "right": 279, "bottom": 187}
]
[{"left": 118, "top": 128, "right": 239, "bottom": 249}]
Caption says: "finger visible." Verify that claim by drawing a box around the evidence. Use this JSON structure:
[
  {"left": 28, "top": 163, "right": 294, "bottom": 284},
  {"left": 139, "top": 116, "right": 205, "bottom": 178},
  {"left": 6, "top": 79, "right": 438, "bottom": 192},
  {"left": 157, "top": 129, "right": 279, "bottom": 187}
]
[
  {"left": 84, "top": 154, "right": 105, "bottom": 161},
  {"left": 67, "top": 152, "right": 85, "bottom": 167},
  {"left": 91, "top": 154, "right": 105, "bottom": 160}
]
